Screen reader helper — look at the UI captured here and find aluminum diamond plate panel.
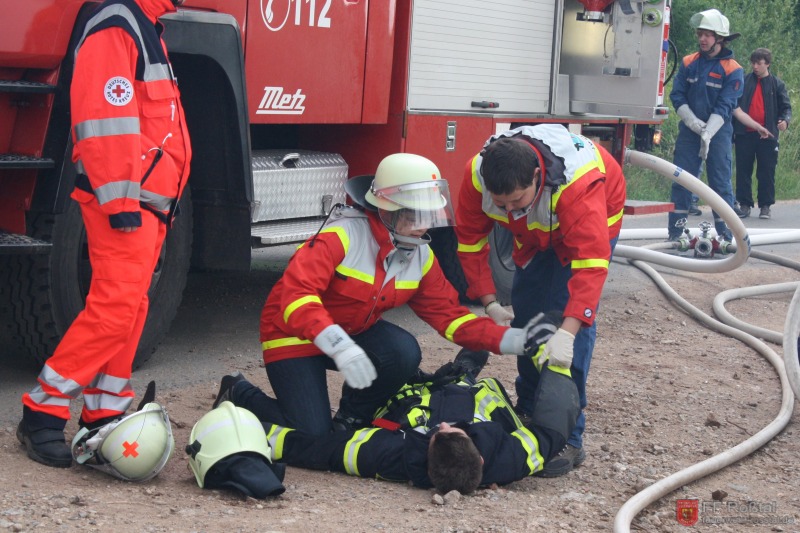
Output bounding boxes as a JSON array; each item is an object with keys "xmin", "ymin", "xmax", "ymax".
[{"xmin": 251, "ymin": 150, "xmax": 347, "ymax": 223}]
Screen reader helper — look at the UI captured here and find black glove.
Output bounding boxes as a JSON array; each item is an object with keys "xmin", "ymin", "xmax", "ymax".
[{"xmin": 523, "ymin": 311, "xmax": 562, "ymax": 357}]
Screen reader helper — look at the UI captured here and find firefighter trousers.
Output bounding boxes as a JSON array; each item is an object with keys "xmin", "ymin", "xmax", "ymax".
[{"xmin": 22, "ymin": 199, "xmax": 166, "ymax": 424}]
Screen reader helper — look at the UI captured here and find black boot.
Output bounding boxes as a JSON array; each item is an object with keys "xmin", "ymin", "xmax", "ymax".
[{"xmin": 17, "ymin": 407, "xmax": 72, "ymax": 468}]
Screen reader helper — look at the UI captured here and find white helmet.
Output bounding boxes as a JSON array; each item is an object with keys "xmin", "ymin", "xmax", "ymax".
[
  {"xmin": 690, "ymin": 9, "xmax": 740, "ymax": 41},
  {"xmin": 186, "ymin": 401, "xmax": 285, "ymax": 498},
  {"xmin": 71, "ymin": 402, "xmax": 174, "ymax": 482},
  {"xmin": 366, "ymin": 153, "xmax": 456, "ymax": 231}
]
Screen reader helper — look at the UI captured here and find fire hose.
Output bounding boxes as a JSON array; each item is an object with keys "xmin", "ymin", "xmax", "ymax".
[{"xmin": 611, "ymin": 150, "xmax": 798, "ymax": 533}]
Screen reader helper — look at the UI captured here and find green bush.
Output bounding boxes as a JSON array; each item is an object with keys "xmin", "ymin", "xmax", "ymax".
[{"xmin": 626, "ymin": 0, "xmax": 800, "ymax": 203}]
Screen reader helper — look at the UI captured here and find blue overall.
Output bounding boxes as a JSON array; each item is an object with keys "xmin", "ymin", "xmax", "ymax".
[{"xmin": 668, "ymin": 48, "xmax": 743, "ymax": 241}]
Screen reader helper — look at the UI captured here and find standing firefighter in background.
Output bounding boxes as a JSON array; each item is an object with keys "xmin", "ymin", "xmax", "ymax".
[
  {"xmin": 733, "ymin": 47, "xmax": 792, "ymax": 220},
  {"xmin": 18, "ymin": 0, "xmax": 191, "ymax": 468},
  {"xmin": 667, "ymin": 8, "xmax": 743, "ymax": 242},
  {"xmin": 455, "ymin": 124, "xmax": 626, "ymax": 477}
]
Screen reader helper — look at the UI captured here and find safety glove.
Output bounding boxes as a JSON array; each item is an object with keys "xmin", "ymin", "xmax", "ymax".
[
  {"xmin": 314, "ymin": 324, "xmax": 377, "ymax": 389},
  {"xmin": 485, "ymin": 301, "xmax": 514, "ymax": 326},
  {"xmin": 676, "ymin": 104, "xmax": 706, "ymax": 135},
  {"xmin": 497, "ymin": 311, "xmax": 560, "ymax": 355},
  {"xmin": 699, "ymin": 113, "xmax": 725, "ymax": 160},
  {"xmin": 536, "ymin": 328, "xmax": 575, "ymax": 370}
]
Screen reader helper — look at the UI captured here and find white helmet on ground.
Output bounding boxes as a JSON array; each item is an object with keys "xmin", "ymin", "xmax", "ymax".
[
  {"xmin": 185, "ymin": 401, "xmax": 285, "ymax": 498},
  {"xmin": 71, "ymin": 402, "xmax": 174, "ymax": 482}
]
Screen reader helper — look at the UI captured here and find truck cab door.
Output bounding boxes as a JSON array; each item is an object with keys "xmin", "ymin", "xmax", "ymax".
[{"xmin": 246, "ymin": 0, "xmax": 368, "ymax": 124}]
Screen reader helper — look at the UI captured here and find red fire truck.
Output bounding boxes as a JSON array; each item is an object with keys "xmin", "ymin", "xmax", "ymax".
[{"xmin": 0, "ymin": 0, "xmax": 671, "ymax": 366}]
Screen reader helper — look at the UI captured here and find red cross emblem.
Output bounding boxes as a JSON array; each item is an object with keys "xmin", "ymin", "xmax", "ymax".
[
  {"xmin": 122, "ymin": 440, "xmax": 139, "ymax": 458},
  {"xmin": 112, "ymin": 84, "xmax": 126, "ymax": 98}
]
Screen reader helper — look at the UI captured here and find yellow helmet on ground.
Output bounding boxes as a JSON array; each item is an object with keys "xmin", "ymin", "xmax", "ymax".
[{"xmin": 185, "ymin": 401, "xmax": 285, "ymax": 498}]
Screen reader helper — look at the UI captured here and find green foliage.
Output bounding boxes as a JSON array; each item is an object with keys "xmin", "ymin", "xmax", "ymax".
[{"xmin": 626, "ymin": 0, "xmax": 800, "ymax": 202}]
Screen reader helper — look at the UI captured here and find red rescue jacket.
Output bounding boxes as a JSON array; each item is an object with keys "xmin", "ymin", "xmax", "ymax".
[
  {"xmin": 70, "ymin": 0, "xmax": 191, "ymax": 228},
  {"xmin": 260, "ymin": 208, "xmax": 509, "ymax": 364},
  {"xmin": 455, "ymin": 125, "xmax": 626, "ymax": 326}
]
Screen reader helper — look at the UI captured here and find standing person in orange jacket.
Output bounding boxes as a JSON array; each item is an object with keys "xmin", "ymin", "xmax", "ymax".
[
  {"xmin": 256, "ymin": 153, "xmax": 546, "ymax": 437},
  {"xmin": 18, "ymin": 0, "xmax": 191, "ymax": 468},
  {"xmin": 455, "ymin": 124, "xmax": 625, "ymax": 477}
]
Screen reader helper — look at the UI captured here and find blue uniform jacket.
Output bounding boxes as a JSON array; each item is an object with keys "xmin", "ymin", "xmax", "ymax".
[{"xmin": 671, "ymin": 48, "xmax": 743, "ymax": 123}]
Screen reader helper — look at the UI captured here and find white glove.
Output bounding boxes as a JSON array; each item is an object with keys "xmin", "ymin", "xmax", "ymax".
[
  {"xmin": 485, "ymin": 301, "xmax": 514, "ymax": 326},
  {"xmin": 536, "ymin": 328, "xmax": 575, "ymax": 369},
  {"xmin": 699, "ymin": 113, "xmax": 725, "ymax": 160},
  {"xmin": 314, "ymin": 325, "xmax": 377, "ymax": 389},
  {"xmin": 676, "ymin": 104, "xmax": 706, "ymax": 135}
]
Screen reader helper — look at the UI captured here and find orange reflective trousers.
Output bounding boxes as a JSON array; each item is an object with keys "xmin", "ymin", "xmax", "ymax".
[{"xmin": 22, "ymin": 199, "xmax": 166, "ymax": 423}]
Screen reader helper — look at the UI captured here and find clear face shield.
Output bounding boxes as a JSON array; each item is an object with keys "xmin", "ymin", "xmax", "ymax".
[{"xmin": 372, "ymin": 180, "xmax": 456, "ymax": 233}]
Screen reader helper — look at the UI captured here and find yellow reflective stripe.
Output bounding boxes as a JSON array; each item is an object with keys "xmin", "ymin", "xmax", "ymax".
[
  {"xmin": 512, "ymin": 426, "xmax": 544, "ymax": 474},
  {"xmin": 470, "ymin": 155, "xmax": 482, "ymax": 193},
  {"xmin": 444, "ymin": 313, "xmax": 478, "ymax": 342},
  {"xmin": 608, "ymin": 207, "xmax": 624, "ymax": 227},
  {"xmin": 395, "ymin": 279, "xmax": 419, "ymax": 290},
  {"xmin": 421, "ymin": 249, "xmax": 435, "ymax": 276},
  {"xmin": 265, "ymin": 426, "xmax": 293, "ymax": 461},
  {"xmin": 526, "ymin": 218, "xmax": 558, "ymax": 232},
  {"xmin": 335, "ymin": 264, "xmax": 374, "ymax": 284},
  {"xmin": 571, "ymin": 258, "xmax": 608, "ymax": 270},
  {"xmin": 283, "ymin": 295, "xmax": 322, "ymax": 323},
  {"xmin": 473, "ymin": 387, "xmax": 495, "ymax": 422},
  {"xmin": 320, "ymin": 226, "xmax": 350, "ymax": 253},
  {"xmin": 487, "ymin": 212, "xmax": 509, "ymax": 223},
  {"xmin": 457, "ymin": 236, "xmax": 488, "ymax": 254},
  {"xmin": 550, "ymin": 145, "xmax": 604, "ymax": 208},
  {"xmin": 343, "ymin": 428, "xmax": 380, "ymax": 476},
  {"xmin": 548, "ymin": 365, "xmax": 572, "ymax": 377},
  {"xmin": 262, "ymin": 336, "xmax": 312, "ymax": 351}
]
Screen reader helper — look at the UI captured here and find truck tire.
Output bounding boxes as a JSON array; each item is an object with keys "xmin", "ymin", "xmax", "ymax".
[
  {"xmin": 428, "ymin": 225, "xmax": 515, "ymax": 307},
  {"xmin": 5, "ymin": 189, "xmax": 193, "ymax": 370}
]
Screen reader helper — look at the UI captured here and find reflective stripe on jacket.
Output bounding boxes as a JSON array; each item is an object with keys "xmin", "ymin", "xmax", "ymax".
[
  {"xmin": 260, "ymin": 207, "xmax": 509, "ymax": 363},
  {"xmin": 455, "ymin": 124, "xmax": 625, "ymax": 325},
  {"xmin": 70, "ymin": 0, "xmax": 191, "ymax": 227}
]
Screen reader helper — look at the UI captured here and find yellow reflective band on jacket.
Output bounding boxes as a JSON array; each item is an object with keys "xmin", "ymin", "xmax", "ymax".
[
  {"xmin": 512, "ymin": 426, "xmax": 544, "ymax": 474},
  {"xmin": 265, "ymin": 425, "xmax": 293, "ymax": 461},
  {"xmin": 444, "ymin": 313, "xmax": 479, "ymax": 342},
  {"xmin": 550, "ymin": 143, "xmax": 605, "ymax": 210},
  {"xmin": 336, "ymin": 264, "xmax": 375, "ymax": 285},
  {"xmin": 473, "ymin": 378, "xmax": 523, "ymax": 426},
  {"xmin": 457, "ymin": 235, "xmax": 489, "ymax": 254},
  {"xmin": 404, "ymin": 387, "xmax": 433, "ymax": 428},
  {"xmin": 262, "ymin": 336, "xmax": 312, "ymax": 351},
  {"xmin": 571, "ymin": 258, "xmax": 609, "ymax": 270},
  {"xmin": 343, "ymin": 428, "xmax": 380, "ymax": 476},
  {"xmin": 470, "ymin": 154, "xmax": 483, "ymax": 193},
  {"xmin": 283, "ymin": 295, "xmax": 322, "ymax": 324},
  {"xmin": 395, "ymin": 250, "xmax": 435, "ymax": 290},
  {"xmin": 608, "ymin": 207, "xmax": 624, "ymax": 228}
]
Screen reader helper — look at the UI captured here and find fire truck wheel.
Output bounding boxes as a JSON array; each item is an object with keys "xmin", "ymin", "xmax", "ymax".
[
  {"xmin": 10, "ymin": 189, "xmax": 193, "ymax": 370},
  {"xmin": 488, "ymin": 224, "xmax": 514, "ymax": 306}
]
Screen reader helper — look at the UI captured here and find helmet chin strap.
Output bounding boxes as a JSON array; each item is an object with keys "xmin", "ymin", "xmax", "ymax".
[
  {"xmin": 699, "ymin": 38, "xmax": 722, "ymax": 59},
  {"xmin": 392, "ymin": 232, "xmax": 431, "ymax": 250}
]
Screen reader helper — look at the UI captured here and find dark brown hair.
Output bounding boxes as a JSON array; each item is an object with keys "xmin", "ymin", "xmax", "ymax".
[{"xmin": 427, "ymin": 432, "xmax": 482, "ymax": 494}]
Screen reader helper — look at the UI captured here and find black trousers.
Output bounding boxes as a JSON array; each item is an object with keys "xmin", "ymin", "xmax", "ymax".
[{"xmin": 735, "ymin": 132, "xmax": 779, "ymax": 208}]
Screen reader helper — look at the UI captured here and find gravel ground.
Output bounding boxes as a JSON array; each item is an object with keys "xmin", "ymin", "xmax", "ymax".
[{"xmin": 2, "ymin": 210, "xmax": 799, "ymax": 533}]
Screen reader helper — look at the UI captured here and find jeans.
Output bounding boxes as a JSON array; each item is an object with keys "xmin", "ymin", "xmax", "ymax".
[
  {"xmin": 511, "ymin": 237, "xmax": 618, "ymax": 449},
  {"xmin": 668, "ymin": 123, "xmax": 735, "ymax": 240},
  {"xmin": 264, "ymin": 319, "xmax": 422, "ymax": 435}
]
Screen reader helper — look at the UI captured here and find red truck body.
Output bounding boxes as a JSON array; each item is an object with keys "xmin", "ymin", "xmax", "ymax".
[{"xmin": 0, "ymin": 0, "xmax": 671, "ymax": 366}]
